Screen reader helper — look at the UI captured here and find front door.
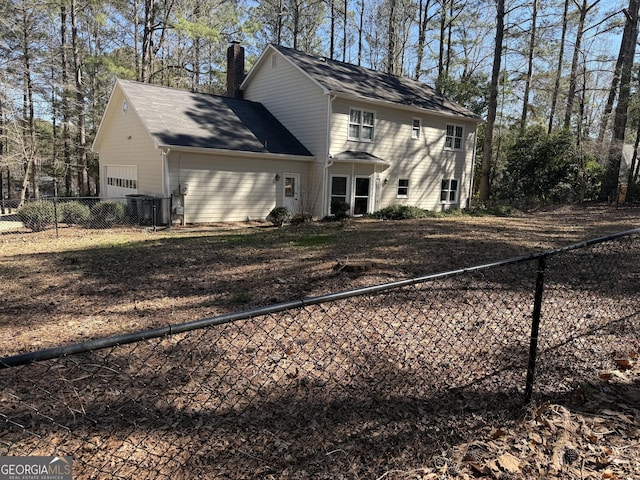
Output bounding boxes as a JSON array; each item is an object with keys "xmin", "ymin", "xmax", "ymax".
[
  {"xmin": 353, "ymin": 176, "xmax": 371, "ymax": 215},
  {"xmin": 283, "ymin": 173, "xmax": 300, "ymax": 214},
  {"xmin": 330, "ymin": 175, "xmax": 349, "ymax": 215}
]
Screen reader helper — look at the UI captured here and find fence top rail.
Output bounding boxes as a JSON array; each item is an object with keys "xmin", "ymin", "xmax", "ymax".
[{"xmin": 1, "ymin": 227, "xmax": 639, "ymax": 370}]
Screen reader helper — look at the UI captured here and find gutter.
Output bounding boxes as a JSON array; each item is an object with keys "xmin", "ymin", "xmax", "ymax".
[
  {"xmin": 156, "ymin": 144, "xmax": 314, "ymax": 162},
  {"xmin": 325, "ymin": 90, "xmax": 482, "ymax": 124},
  {"xmin": 161, "ymin": 148, "xmax": 171, "ymax": 197}
]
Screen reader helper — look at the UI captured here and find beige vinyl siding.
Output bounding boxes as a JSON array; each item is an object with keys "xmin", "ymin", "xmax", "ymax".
[
  {"xmin": 96, "ymin": 87, "xmax": 164, "ymax": 197},
  {"xmin": 244, "ymin": 49, "xmax": 328, "ymax": 217},
  {"xmin": 244, "ymin": 53, "xmax": 328, "ymax": 158},
  {"xmin": 330, "ymin": 98, "xmax": 476, "ymax": 211},
  {"xmin": 169, "ymin": 152, "xmax": 309, "ymax": 223}
]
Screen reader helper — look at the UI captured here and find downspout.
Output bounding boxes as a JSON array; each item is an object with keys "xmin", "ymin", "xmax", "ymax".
[
  {"xmin": 323, "ymin": 94, "xmax": 337, "ymax": 217},
  {"xmin": 467, "ymin": 128, "xmax": 478, "ymax": 209},
  {"xmin": 162, "ymin": 148, "xmax": 171, "ymax": 197}
]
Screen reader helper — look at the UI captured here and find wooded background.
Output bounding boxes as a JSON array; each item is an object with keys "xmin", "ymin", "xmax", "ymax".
[{"xmin": 1, "ymin": 0, "xmax": 639, "ymax": 206}]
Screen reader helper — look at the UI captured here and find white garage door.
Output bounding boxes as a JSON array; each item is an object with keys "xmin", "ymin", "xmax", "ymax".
[{"xmin": 105, "ymin": 165, "xmax": 138, "ymax": 198}]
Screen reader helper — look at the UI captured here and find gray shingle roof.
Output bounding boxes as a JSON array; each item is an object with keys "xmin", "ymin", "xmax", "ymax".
[
  {"xmin": 118, "ymin": 80, "xmax": 313, "ymax": 157},
  {"xmin": 271, "ymin": 44, "xmax": 480, "ymax": 121}
]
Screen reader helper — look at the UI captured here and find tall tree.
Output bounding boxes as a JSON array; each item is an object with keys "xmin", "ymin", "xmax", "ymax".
[
  {"xmin": 597, "ymin": 20, "xmax": 627, "ymax": 145},
  {"xmin": 564, "ymin": 0, "xmax": 601, "ymax": 129},
  {"xmin": 414, "ymin": 0, "xmax": 433, "ymax": 79},
  {"xmin": 70, "ymin": 0, "xmax": 89, "ymax": 196},
  {"xmin": 549, "ymin": 0, "xmax": 570, "ymax": 133},
  {"xmin": 478, "ymin": 0, "xmax": 504, "ymax": 202},
  {"xmin": 600, "ymin": 0, "xmax": 639, "ymax": 200},
  {"xmin": 520, "ymin": 0, "xmax": 537, "ymax": 129}
]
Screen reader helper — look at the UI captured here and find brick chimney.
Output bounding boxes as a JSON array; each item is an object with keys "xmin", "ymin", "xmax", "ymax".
[{"xmin": 226, "ymin": 41, "xmax": 245, "ymax": 99}]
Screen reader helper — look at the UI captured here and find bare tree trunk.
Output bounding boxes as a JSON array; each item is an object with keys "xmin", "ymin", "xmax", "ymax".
[
  {"xmin": 414, "ymin": 0, "xmax": 431, "ymax": 79},
  {"xmin": 291, "ymin": 0, "xmax": 301, "ymax": 50},
  {"xmin": 343, "ymin": 0, "xmax": 347, "ymax": 60},
  {"xmin": 386, "ymin": 0, "xmax": 397, "ymax": 74},
  {"xmin": 564, "ymin": 0, "xmax": 600, "ymax": 129},
  {"xmin": 600, "ymin": 0, "xmax": 639, "ymax": 201},
  {"xmin": 478, "ymin": 0, "xmax": 504, "ymax": 202},
  {"xmin": 19, "ymin": 2, "xmax": 38, "ymax": 203},
  {"xmin": 549, "ymin": 0, "xmax": 569, "ymax": 133},
  {"xmin": 445, "ymin": 0, "xmax": 453, "ymax": 74},
  {"xmin": 71, "ymin": 0, "xmax": 88, "ymax": 196},
  {"xmin": 357, "ymin": 0, "xmax": 364, "ymax": 65},
  {"xmin": 0, "ymin": 96, "xmax": 4, "ymax": 212},
  {"xmin": 330, "ymin": 0, "xmax": 335, "ymax": 59},
  {"xmin": 437, "ymin": 0, "xmax": 447, "ymax": 81},
  {"xmin": 520, "ymin": 0, "xmax": 537, "ymax": 129},
  {"xmin": 61, "ymin": 2, "xmax": 73, "ymax": 195},
  {"xmin": 141, "ymin": 0, "xmax": 154, "ymax": 82},
  {"xmin": 628, "ymin": 118, "xmax": 640, "ymax": 186},
  {"xmin": 134, "ymin": 0, "xmax": 141, "ymax": 80},
  {"xmin": 597, "ymin": 15, "xmax": 628, "ymax": 146}
]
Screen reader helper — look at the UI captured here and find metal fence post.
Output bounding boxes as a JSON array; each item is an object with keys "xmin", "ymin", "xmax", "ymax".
[
  {"xmin": 524, "ymin": 255, "xmax": 547, "ymax": 403},
  {"xmin": 53, "ymin": 194, "xmax": 59, "ymax": 238}
]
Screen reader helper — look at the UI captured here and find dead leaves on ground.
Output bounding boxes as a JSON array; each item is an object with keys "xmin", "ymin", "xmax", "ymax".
[{"xmin": 378, "ymin": 353, "xmax": 639, "ymax": 480}]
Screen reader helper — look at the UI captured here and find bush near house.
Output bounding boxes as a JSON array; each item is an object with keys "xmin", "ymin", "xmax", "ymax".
[
  {"xmin": 18, "ymin": 201, "xmax": 59, "ymax": 232},
  {"xmin": 371, "ymin": 205, "xmax": 431, "ymax": 220},
  {"xmin": 291, "ymin": 211, "xmax": 313, "ymax": 225},
  {"xmin": 266, "ymin": 207, "xmax": 292, "ymax": 227},
  {"xmin": 329, "ymin": 200, "xmax": 350, "ymax": 221},
  {"xmin": 89, "ymin": 200, "xmax": 126, "ymax": 228},
  {"xmin": 60, "ymin": 201, "xmax": 91, "ymax": 225}
]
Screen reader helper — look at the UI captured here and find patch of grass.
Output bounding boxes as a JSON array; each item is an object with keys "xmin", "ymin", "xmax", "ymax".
[
  {"xmin": 467, "ymin": 204, "xmax": 521, "ymax": 217},
  {"xmin": 229, "ymin": 290, "xmax": 252, "ymax": 305},
  {"xmin": 199, "ymin": 298, "xmax": 219, "ymax": 308},
  {"xmin": 294, "ymin": 234, "xmax": 337, "ymax": 247}
]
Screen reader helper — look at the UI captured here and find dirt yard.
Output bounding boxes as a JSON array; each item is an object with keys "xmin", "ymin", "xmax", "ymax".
[
  {"xmin": 0, "ymin": 203, "xmax": 638, "ymax": 357},
  {"xmin": 1, "ymin": 203, "xmax": 639, "ymax": 479}
]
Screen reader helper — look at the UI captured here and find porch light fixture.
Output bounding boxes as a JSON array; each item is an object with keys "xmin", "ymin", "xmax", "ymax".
[
  {"xmin": 383, "ymin": 178, "xmax": 388, "ymax": 186},
  {"xmin": 274, "ymin": 174, "xmax": 280, "ymax": 181}
]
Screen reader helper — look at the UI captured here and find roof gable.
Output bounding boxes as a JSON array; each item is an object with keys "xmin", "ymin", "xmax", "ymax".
[
  {"xmin": 102, "ymin": 79, "xmax": 312, "ymax": 157},
  {"xmin": 264, "ymin": 44, "xmax": 480, "ymax": 121}
]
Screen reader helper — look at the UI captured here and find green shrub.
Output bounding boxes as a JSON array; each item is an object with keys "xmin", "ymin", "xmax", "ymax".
[
  {"xmin": 440, "ymin": 207, "xmax": 464, "ymax": 217},
  {"xmin": 330, "ymin": 200, "xmax": 350, "ymax": 220},
  {"xmin": 371, "ymin": 204, "xmax": 431, "ymax": 220},
  {"xmin": 18, "ymin": 201, "xmax": 58, "ymax": 232},
  {"xmin": 266, "ymin": 206, "xmax": 292, "ymax": 227},
  {"xmin": 291, "ymin": 211, "xmax": 312, "ymax": 225},
  {"xmin": 468, "ymin": 203, "xmax": 520, "ymax": 217},
  {"xmin": 89, "ymin": 200, "xmax": 126, "ymax": 228},
  {"xmin": 60, "ymin": 201, "xmax": 91, "ymax": 225}
]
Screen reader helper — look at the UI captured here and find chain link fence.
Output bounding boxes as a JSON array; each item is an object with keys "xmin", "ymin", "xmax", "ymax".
[
  {"xmin": 0, "ymin": 229, "xmax": 639, "ymax": 478},
  {"xmin": 0, "ymin": 196, "xmax": 171, "ymax": 233}
]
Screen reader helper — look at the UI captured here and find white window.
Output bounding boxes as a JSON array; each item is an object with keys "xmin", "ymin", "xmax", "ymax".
[
  {"xmin": 348, "ymin": 108, "xmax": 375, "ymax": 142},
  {"xmin": 412, "ymin": 118, "xmax": 421, "ymax": 139},
  {"xmin": 445, "ymin": 124, "xmax": 463, "ymax": 150},
  {"xmin": 397, "ymin": 179, "xmax": 409, "ymax": 198},
  {"xmin": 441, "ymin": 179, "xmax": 459, "ymax": 204}
]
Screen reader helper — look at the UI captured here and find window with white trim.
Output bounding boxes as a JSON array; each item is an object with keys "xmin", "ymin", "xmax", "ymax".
[
  {"xmin": 348, "ymin": 108, "xmax": 375, "ymax": 142},
  {"xmin": 440, "ymin": 178, "xmax": 459, "ymax": 204},
  {"xmin": 445, "ymin": 124, "xmax": 463, "ymax": 150},
  {"xmin": 411, "ymin": 118, "xmax": 421, "ymax": 139},
  {"xmin": 397, "ymin": 179, "xmax": 409, "ymax": 198}
]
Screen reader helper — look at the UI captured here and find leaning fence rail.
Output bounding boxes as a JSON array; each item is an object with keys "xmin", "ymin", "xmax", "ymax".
[{"xmin": 0, "ymin": 228, "xmax": 639, "ymax": 478}]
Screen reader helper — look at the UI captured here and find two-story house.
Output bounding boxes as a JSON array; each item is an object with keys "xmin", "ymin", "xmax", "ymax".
[{"xmin": 93, "ymin": 42, "xmax": 481, "ymax": 223}]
